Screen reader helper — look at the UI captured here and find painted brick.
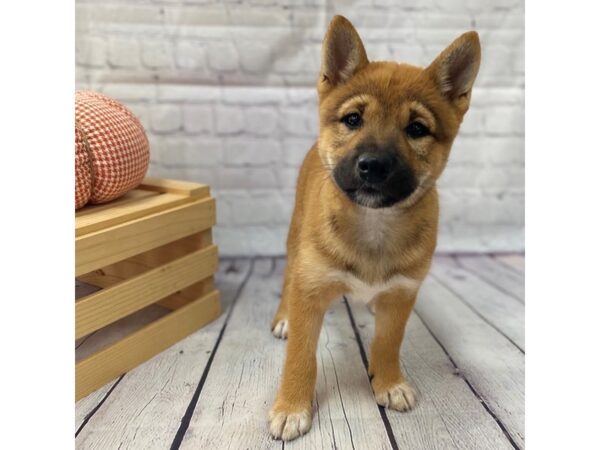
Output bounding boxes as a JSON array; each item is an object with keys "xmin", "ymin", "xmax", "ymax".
[
  {"xmin": 273, "ymin": 45, "xmax": 319, "ymax": 74},
  {"xmin": 107, "ymin": 37, "xmax": 139, "ymax": 68},
  {"xmin": 164, "ymin": 5, "xmax": 228, "ymax": 26},
  {"xmin": 283, "ymin": 138, "xmax": 312, "ymax": 167},
  {"xmin": 228, "ymin": 7, "xmax": 291, "ymax": 26},
  {"xmin": 481, "ymin": 137, "xmax": 524, "ymax": 166},
  {"xmin": 221, "ymin": 87, "xmax": 286, "ymax": 105},
  {"xmin": 281, "ymin": 108, "xmax": 319, "ymax": 137},
  {"xmin": 207, "ymin": 43, "xmax": 239, "ymax": 72},
  {"xmin": 237, "ymin": 42, "xmax": 272, "ymax": 73},
  {"xmin": 76, "ymin": 36, "xmax": 107, "ymax": 67},
  {"xmin": 76, "ymin": 0, "xmax": 525, "ymax": 255},
  {"xmin": 150, "ymin": 104, "xmax": 182, "ymax": 133},
  {"xmin": 183, "ymin": 105, "xmax": 213, "ymax": 134},
  {"xmin": 243, "ymin": 107, "xmax": 279, "ymax": 137},
  {"xmin": 100, "ymin": 83, "xmax": 157, "ymax": 102},
  {"xmin": 223, "ymin": 138, "xmax": 281, "ymax": 166},
  {"xmin": 278, "ymin": 168, "xmax": 300, "ymax": 189},
  {"xmin": 219, "ymin": 168, "xmax": 279, "ymax": 189},
  {"xmin": 76, "ymin": 4, "xmax": 164, "ymax": 25},
  {"xmin": 460, "ymin": 108, "xmax": 485, "ymax": 136},
  {"xmin": 448, "ymin": 136, "xmax": 488, "ymax": 167},
  {"xmin": 215, "ymin": 105, "xmax": 245, "ymax": 135},
  {"xmin": 141, "ymin": 40, "xmax": 173, "ymax": 69},
  {"xmin": 484, "ymin": 106, "xmax": 525, "ymax": 136},
  {"xmin": 475, "ymin": 167, "xmax": 525, "ymax": 189},
  {"xmin": 157, "ymin": 85, "xmax": 219, "ymax": 102},
  {"xmin": 286, "ymin": 88, "xmax": 317, "ymax": 106},
  {"xmin": 153, "ymin": 136, "xmax": 222, "ymax": 167},
  {"xmin": 389, "ymin": 44, "xmax": 427, "ymax": 66},
  {"xmin": 146, "ymin": 134, "xmax": 162, "ymax": 165},
  {"xmin": 175, "ymin": 41, "xmax": 207, "ymax": 70},
  {"xmin": 230, "ymin": 192, "xmax": 287, "ymax": 225}
]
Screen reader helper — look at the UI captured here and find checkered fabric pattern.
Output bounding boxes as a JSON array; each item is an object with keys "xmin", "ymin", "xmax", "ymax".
[{"xmin": 75, "ymin": 90, "xmax": 150, "ymax": 209}]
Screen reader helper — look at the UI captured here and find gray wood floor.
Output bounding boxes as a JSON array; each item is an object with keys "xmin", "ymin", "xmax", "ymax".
[{"xmin": 75, "ymin": 254, "xmax": 525, "ymax": 450}]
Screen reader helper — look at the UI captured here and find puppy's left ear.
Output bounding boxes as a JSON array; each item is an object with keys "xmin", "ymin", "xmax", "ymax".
[{"xmin": 426, "ymin": 31, "xmax": 481, "ymax": 113}]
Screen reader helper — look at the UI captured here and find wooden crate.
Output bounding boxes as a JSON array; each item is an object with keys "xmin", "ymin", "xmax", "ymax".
[{"xmin": 75, "ymin": 178, "xmax": 220, "ymax": 401}]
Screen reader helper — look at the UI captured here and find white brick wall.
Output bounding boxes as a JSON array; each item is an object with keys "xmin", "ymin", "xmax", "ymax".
[{"xmin": 75, "ymin": 0, "xmax": 524, "ymax": 256}]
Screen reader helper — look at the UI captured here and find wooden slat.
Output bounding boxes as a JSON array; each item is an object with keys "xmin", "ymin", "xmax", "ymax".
[
  {"xmin": 75, "ymin": 260, "xmax": 252, "ymax": 448},
  {"xmin": 78, "ymin": 271, "xmax": 215, "ymax": 312},
  {"xmin": 456, "ymin": 255, "xmax": 524, "ymax": 302},
  {"xmin": 76, "ymin": 245, "xmax": 218, "ymax": 339},
  {"xmin": 348, "ymin": 301, "xmax": 515, "ymax": 449},
  {"xmin": 76, "ymin": 290, "xmax": 221, "ymax": 400},
  {"xmin": 431, "ymin": 256, "xmax": 525, "ymax": 351},
  {"xmin": 76, "ymin": 198, "xmax": 215, "ymax": 276},
  {"xmin": 77, "ymin": 230, "xmax": 213, "ymax": 289},
  {"xmin": 75, "ymin": 189, "xmax": 159, "ymax": 217},
  {"xmin": 140, "ymin": 177, "xmax": 209, "ymax": 197},
  {"xmin": 76, "ymin": 192, "xmax": 191, "ymax": 236},
  {"xmin": 179, "ymin": 259, "xmax": 391, "ymax": 450},
  {"xmin": 416, "ymin": 275, "xmax": 525, "ymax": 448}
]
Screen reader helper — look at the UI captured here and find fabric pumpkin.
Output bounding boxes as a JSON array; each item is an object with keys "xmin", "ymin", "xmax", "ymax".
[{"xmin": 75, "ymin": 91, "xmax": 150, "ymax": 209}]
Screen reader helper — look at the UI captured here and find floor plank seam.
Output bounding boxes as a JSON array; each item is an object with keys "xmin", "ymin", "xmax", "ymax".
[
  {"xmin": 453, "ymin": 255, "xmax": 524, "ymax": 305},
  {"xmin": 413, "ymin": 311, "xmax": 522, "ymax": 450},
  {"xmin": 169, "ymin": 258, "xmax": 256, "ymax": 450},
  {"xmin": 75, "ymin": 374, "xmax": 125, "ymax": 437},
  {"xmin": 428, "ymin": 272, "xmax": 525, "ymax": 354},
  {"xmin": 343, "ymin": 297, "xmax": 399, "ymax": 450}
]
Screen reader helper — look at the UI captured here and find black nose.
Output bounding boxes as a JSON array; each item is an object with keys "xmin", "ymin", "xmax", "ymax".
[{"xmin": 357, "ymin": 153, "xmax": 392, "ymax": 184}]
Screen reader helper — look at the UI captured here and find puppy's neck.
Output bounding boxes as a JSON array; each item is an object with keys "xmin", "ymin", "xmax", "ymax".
[{"xmin": 353, "ymin": 204, "xmax": 403, "ymax": 249}]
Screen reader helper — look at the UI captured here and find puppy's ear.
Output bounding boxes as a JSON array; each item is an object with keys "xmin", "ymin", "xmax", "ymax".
[
  {"xmin": 318, "ymin": 16, "xmax": 369, "ymax": 94},
  {"xmin": 426, "ymin": 31, "xmax": 481, "ymax": 112}
]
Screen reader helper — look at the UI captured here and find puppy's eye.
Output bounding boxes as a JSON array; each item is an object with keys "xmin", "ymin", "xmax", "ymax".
[
  {"xmin": 341, "ymin": 112, "xmax": 362, "ymax": 129},
  {"xmin": 405, "ymin": 121, "xmax": 430, "ymax": 139}
]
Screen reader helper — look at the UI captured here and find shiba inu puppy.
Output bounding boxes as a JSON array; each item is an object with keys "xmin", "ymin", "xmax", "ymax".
[{"xmin": 269, "ymin": 15, "xmax": 481, "ymax": 441}]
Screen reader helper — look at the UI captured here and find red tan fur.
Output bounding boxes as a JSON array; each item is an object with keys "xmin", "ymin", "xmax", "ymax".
[{"xmin": 269, "ymin": 15, "xmax": 481, "ymax": 441}]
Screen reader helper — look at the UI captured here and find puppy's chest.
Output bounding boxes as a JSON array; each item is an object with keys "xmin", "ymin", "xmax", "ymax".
[{"xmin": 329, "ymin": 270, "xmax": 419, "ymax": 303}]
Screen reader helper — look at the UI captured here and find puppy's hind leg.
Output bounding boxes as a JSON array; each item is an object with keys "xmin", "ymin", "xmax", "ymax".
[{"xmin": 271, "ymin": 265, "xmax": 291, "ymax": 339}]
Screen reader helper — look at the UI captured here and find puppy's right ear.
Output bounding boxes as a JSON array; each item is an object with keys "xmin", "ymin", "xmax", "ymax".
[{"xmin": 318, "ymin": 16, "xmax": 369, "ymax": 95}]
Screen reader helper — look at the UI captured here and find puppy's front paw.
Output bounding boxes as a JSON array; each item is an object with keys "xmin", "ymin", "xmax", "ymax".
[
  {"xmin": 271, "ymin": 319, "xmax": 288, "ymax": 339},
  {"xmin": 269, "ymin": 405, "xmax": 312, "ymax": 441},
  {"xmin": 372, "ymin": 380, "xmax": 417, "ymax": 412}
]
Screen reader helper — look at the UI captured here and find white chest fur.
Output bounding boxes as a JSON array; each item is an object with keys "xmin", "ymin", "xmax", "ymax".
[{"xmin": 330, "ymin": 270, "xmax": 419, "ymax": 304}]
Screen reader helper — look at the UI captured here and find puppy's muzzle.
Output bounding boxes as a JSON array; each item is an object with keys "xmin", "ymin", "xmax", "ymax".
[{"xmin": 332, "ymin": 145, "xmax": 417, "ymax": 208}]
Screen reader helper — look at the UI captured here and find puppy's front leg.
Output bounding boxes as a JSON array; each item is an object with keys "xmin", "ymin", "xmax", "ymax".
[
  {"xmin": 369, "ymin": 288, "xmax": 418, "ymax": 412},
  {"xmin": 269, "ymin": 282, "xmax": 339, "ymax": 441}
]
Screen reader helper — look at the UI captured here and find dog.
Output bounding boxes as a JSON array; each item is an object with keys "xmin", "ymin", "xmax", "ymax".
[{"xmin": 268, "ymin": 15, "xmax": 481, "ymax": 441}]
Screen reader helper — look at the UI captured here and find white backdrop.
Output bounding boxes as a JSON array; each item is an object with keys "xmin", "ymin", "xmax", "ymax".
[{"xmin": 76, "ymin": 0, "xmax": 524, "ymax": 256}]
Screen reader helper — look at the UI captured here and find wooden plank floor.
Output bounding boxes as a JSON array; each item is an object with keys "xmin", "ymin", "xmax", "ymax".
[{"xmin": 76, "ymin": 253, "xmax": 525, "ymax": 450}]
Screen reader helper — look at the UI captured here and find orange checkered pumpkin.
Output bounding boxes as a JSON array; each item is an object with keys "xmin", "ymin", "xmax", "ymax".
[{"xmin": 75, "ymin": 91, "xmax": 150, "ymax": 209}]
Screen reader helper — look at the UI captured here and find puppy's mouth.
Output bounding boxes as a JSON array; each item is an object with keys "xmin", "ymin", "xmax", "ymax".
[{"xmin": 343, "ymin": 184, "xmax": 411, "ymax": 209}]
